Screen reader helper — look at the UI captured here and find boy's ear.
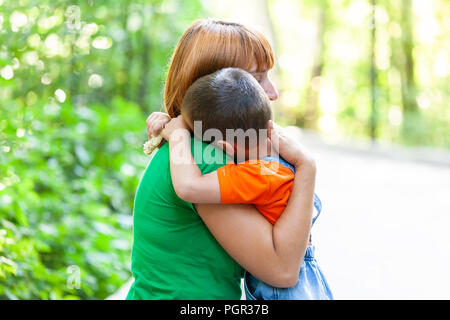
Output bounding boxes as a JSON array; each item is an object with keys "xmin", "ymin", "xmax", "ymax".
[{"xmin": 215, "ymin": 140, "xmax": 235, "ymax": 158}]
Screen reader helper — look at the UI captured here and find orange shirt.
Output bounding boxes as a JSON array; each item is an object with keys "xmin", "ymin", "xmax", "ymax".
[{"xmin": 217, "ymin": 159, "xmax": 295, "ymax": 225}]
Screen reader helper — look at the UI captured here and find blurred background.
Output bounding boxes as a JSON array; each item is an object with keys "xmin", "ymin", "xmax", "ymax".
[{"xmin": 0, "ymin": 0, "xmax": 449, "ymax": 299}]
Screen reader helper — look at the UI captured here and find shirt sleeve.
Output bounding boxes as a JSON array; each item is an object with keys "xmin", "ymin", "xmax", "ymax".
[{"xmin": 216, "ymin": 162, "xmax": 272, "ymax": 205}]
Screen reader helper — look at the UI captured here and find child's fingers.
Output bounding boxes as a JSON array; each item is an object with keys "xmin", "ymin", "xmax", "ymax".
[
  {"xmin": 146, "ymin": 113, "xmax": 153, "ymax": 125},
  {"xmin": 147, "ymin": 126, "xmax": 153, "ymax": 139},
  {"xmin": 152, "ymin": 124, "xmax": 159, "ymax": 136},
  {"xmin": 146, "ymin": 113, "xmax": 157, "ymax": 127},
  {"xmin": 153, "ymin": 121, "xmax": 166, "ymax": 136},
  {"xmin": 147, "ymin": 113, "xmax": 156, "ymax": 138},
  {"xmin": 148, "ymin": 120, "xmax": 165, "ymax": 138},
  {"xmin": 149, "ymin": 123, "xmax": 157, "ymax": 138}
]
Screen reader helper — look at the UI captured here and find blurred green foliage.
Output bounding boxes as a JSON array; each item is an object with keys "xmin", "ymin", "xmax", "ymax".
[
  {"xmin": 0, "ymin": 0, "xmax": 204, "ymax": 299},
  {"xmin": 260, "ymin": 0, "xmax": 450, "ymax": 148},
  {"xmin": 0, "ymin": 97, "xmax": 149, "ymax": 299},
  {"xmin": 0, "ymin": 0, "xmax": 204, "ymax": 111}
]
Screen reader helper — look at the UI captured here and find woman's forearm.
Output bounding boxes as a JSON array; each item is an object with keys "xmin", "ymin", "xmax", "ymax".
[
  {"xmin": 194, "ymin": 161, "xmax": 316, "ymax": 288},
  {"xmin": 272, "ymin": 161, "xmax": 316, "ymax": 284}
]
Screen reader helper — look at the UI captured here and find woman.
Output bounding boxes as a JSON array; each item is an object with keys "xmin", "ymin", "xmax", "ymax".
[{"xmin": 126, "ymin": 19, "xmax": 317, "ymax": 300}]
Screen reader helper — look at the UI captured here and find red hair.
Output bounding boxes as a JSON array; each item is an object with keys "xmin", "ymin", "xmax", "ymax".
[{"xmin": 163, "ymin": 19, "xmax": 274, "ymax": 118}]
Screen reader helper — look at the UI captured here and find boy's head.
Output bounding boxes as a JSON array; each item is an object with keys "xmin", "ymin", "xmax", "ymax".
[{"xmin": 181, "ymin": 67, "xmax": 272, "ymax": 160}]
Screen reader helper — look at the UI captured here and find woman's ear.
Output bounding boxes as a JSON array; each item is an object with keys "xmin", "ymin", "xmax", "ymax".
[{"xmin": 215, "ymin": 140, "xmax": 235, "ymax": 158}]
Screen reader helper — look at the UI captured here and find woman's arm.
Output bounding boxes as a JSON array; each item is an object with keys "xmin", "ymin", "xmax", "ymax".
[
  {"xmin": 196, "ymin": 163, "xmax": 315, "ymax": 288},
  {"xmin": 196, "ymin": 123, "xmax": 316, "ymax": 288}
]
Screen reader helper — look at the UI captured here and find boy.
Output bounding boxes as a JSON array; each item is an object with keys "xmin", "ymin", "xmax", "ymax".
[{"xmin": 161, "ymin": 68, "xmax": 333, "ymax": 300}]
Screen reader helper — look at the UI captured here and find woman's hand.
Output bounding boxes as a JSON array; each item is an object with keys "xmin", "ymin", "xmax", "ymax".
[
  {"xmin": 268, "ymin": 120, "xmax": 315, "ymax": 169},
  {"xmin": 161, "ymin": 115, "xmax": 190, "ymax": 141},
  {"xmin": 146, "ymin": 112, "xmax": 171, "ymax": 139}
]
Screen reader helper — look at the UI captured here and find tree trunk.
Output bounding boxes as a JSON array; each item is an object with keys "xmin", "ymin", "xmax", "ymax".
[
  {"xmin": 262, "ymin": 0, "xmax": 280, "ymax": 72},
  {"xmin": 137, "ymin": 35, "xmax": 150, "ymax": 111},
  {"xmin": 369, "ymin": 0, "xmax": 378, "ymax": 143},
  {"xmin": 400, "ymin": 0, "xmax": 418, "ymax": 113},
  {"xmin": 302, "ymin": 0, "xmax": 327, "ymax": 130},
  {"xmin": 122, "ymin": 0, "xmax": 133, "ymax": 100}
]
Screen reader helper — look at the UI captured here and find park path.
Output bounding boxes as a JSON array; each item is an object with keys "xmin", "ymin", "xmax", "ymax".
[
  {"xmin": 302, "ymin": 131, "xmax": 450, "ymax": 299},
  {"xmin": 108, "ymin": 130, "xmax": 450, "ymax": 300}
]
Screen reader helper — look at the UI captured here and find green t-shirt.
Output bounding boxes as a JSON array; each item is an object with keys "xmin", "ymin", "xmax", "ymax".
[{"xmin": 126, "ymin": 138, "xmax": 244, "ymax": 300}]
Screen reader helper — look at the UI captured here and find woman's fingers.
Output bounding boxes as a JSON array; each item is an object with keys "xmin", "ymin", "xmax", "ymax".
[
  {"xmin": 268, "ymin": 120, "xmax": 282, "ymax": 154},
  {"xmin": 267, "ymin": 122, "xmax": 314, "ymax": 167},
  {"xmin": 267, "ymin": 120, "xmax": 273, "ymax": 139}
]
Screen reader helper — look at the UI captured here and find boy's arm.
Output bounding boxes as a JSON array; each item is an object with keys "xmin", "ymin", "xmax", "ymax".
[{"xmin": 162, "ymin": 116, "xmax": 221, "ymax": 204}]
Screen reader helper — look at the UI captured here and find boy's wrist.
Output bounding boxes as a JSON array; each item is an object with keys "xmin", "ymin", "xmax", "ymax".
[{"xmin": 168, "ymin": 128, "xmax": 190, "ymax": 142}]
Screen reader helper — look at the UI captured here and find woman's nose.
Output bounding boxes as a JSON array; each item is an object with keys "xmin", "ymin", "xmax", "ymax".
[{"xmin": 265, "ymin": 82, "xmax": 279, "ymax": 101}]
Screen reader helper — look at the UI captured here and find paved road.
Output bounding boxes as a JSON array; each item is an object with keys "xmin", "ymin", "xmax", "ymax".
[
  {"xmin": 110, "ymin": 132, "xmax": 450, "ymax": 300},
  {"xmin": 304, "ymin": 135, "xmax": 450, "ymax": 299}
]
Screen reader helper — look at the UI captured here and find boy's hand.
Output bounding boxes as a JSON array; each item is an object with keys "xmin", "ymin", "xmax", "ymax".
[
  {"xmin": 146, "ymin": 112, "xmax": 171, "ymax": 139},
  {"xmin": 268, "ymin": 120, "xmax": 315, "ymax": 169},
  {"xmin": 161, "ymin": 115, "xmax": 190, "ymax": 141}
]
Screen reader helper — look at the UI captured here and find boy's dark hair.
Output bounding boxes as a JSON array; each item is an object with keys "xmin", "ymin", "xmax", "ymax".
[{"xmin": 181, "ymin": 67, "xmax": 272, "ymax": 147}]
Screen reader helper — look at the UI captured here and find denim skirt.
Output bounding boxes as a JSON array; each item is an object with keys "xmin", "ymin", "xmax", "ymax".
[{"xmin": 244, "ymin": 245, "xmax": 333, "ymax": 300}]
